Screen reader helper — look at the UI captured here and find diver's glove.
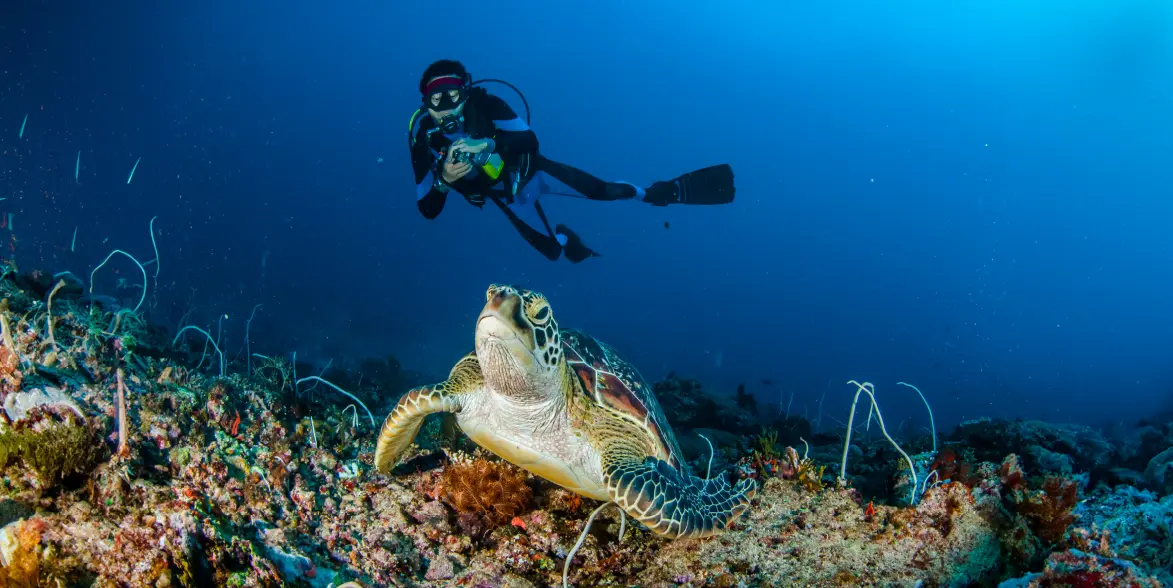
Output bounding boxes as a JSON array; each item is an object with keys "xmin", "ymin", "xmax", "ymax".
[{"xmin": 555, "ymin": 224, "xmax": 599, "ymax": 263}]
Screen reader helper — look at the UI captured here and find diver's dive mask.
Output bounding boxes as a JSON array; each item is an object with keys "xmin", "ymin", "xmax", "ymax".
[{"xmin": 423, "ymin": 75, "xmax": 469, "ymax": 133}]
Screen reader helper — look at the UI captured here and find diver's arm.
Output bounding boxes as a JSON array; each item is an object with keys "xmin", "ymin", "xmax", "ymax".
[
  {"xmin": 410, "ymin": 121, "xmax": 449, "ymax": 219},
  {"xmin": 417, "ymin": 176, "xmax": 448, "ymax": 219},
  {"xmin": 483, "ymin": 95, "xmax": 538, "ymax": 156}
]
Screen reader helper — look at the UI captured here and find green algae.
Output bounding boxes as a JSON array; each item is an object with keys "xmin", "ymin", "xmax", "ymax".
[{"xmin": 0, "ymin": 422, "xmax": 105, "ymax": 491}]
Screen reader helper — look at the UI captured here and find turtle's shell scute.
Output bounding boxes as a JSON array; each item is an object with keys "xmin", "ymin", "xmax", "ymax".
[{"xmin": 561, "ymin": 329, "xmax": 686, "ymax": 470}]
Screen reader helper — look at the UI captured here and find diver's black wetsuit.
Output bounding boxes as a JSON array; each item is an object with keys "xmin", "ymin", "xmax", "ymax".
[
  {"xmin": 408, "ymin": 88, "xmax": 734, "ymax": 263},
  {"xmin": 411, "ymin": 88, "xmax": 541, "ymax": 219}
]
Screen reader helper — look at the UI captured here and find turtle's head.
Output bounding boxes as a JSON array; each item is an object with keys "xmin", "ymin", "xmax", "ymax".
[{"xmin": 475, "ymin": 284, "xmax": 563, "ymax": 402}]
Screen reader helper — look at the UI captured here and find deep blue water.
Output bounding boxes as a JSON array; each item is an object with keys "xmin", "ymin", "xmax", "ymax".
[{"xmin": 2, "ymin": 0, "xmax": 1171, "ymax": 433}]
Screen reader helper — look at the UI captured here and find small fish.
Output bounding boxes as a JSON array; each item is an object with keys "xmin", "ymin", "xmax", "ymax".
[
  {"xmin": 75, "ymin": 151, "xmax": 80, "ymax": 183},
  {"xmin": 663, "ymin": 221, "xmax": 670, "ymax": 229},
  {"xmin": 760, "ymin": 378, "xmax": 775, "ymax": 386},
  {"xmin": 18, "ymin": 114, "xmax": 27, "ymax": 139},
  {"xmin": 127, "ymin": 157, "xmax": 141, "ymax": 184}
]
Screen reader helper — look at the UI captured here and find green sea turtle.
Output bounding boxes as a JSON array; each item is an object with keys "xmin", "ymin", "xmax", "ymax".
[{"xmin": 374, "ymin": 284, "xmax": 757, "ymax": 542}]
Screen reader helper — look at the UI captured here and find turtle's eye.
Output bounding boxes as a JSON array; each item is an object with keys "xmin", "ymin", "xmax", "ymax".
[{"xmin": 531, "ymin": 305, "xmax": 550, "ymax": 324}]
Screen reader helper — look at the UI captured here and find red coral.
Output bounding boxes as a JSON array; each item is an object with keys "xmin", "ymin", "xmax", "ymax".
[
  {"xmin": 929, "ymin": 447, "xmax": 977, "ymax": 487},
  {"xmin": 999, "ymin": 454, "xmax": 1026, "ymax": 491},
  {"xmin": 1016, "ymin": 477, "xmax": 1079, "ymax": 544},
  {"xmin": 1049, "ymin": 571, "xmax": 1104, "ymax": 588},
  {"xmin": 1035, "ymin": 549, "xmax": 1162, "ymax": 587},
  {"xmin": 0, "ymin": 342, "xmax": 23, "ymax": 393}
]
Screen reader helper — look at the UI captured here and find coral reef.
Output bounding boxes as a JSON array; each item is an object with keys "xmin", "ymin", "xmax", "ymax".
[
  {"xmin": 953, "ymin": 418, "xmax": 1117, "ymax": 479},
  {"xmin": 653, "ymin": 373, "xmax": 761, "ymax": 435},
  {"xmin": 1013, "ymin": 476, "xmax": 1080, "ymax": 545},
  {"xmin": 1073, "ymin": 484, "xmax": 1173, "ymax": 585},
  {"xmin": 999, "ymin": 548, "xmax": 1162, "ymax": 587},
  {"xmin": 0, "ymin": 263, "xmax": 1166, "ymax": 586}
]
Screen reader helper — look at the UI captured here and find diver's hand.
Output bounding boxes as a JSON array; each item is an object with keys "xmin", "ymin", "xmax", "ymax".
[
  {"xmin": 450, "ymin": 138, "xmax": 492, "ymax": 154},
  {"xmin": 441, "ymin": 152, "xmax": 472, "ymax": 184}
]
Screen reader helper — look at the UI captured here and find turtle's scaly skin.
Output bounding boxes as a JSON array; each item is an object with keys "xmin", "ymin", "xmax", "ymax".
[
  {"xmin": 560, "ymin": 328, "xmax": 756, "ymax": 538},
  {"xmin": 374, "ymin": 284, "xmax": 756, "ymax": 539}
]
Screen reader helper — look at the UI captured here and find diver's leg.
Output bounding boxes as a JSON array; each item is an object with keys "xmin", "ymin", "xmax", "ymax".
[
  {"xmin": 488, "ymin": 196, "xmax": 562, "ymax": 261},
  {"xmin": 486, "ymin": 175, "xmax": 599, "ymax": 263},
  {"xmin": 534, "ymin": 155, "xmax": 641, "ymax": 201},
  {"xmin": 534, "ymin": 155, "xmax": 735, "ymax": 207},
  {"xmin": 552, "ymin": 222, "xmax": 598, "ymax": 263}
]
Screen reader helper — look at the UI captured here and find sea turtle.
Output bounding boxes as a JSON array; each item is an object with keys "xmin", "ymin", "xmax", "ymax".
[{"xmin": 374, "ymin": 284, "xmax": 756, "ymax": 542}]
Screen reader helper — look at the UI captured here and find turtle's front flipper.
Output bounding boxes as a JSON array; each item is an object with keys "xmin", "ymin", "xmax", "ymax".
[
  {"xmin": 603, "ymin": 455, "xmax": 757, "ymax": 539},
  {"xmin": 374, "ymin": 354, "xmax": 480, "ymax": 474}
]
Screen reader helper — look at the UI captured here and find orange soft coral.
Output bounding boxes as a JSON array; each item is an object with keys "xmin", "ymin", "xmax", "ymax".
[
  {"xmin": 0, "ymin": 518, "xmax": 44, "ymax": 586},
  {"xmin": 440, "ymin": 458, "xmax": 533, "ymax": 529}
]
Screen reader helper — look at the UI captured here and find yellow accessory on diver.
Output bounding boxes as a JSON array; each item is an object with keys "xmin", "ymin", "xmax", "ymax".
[
  {"xmin": 452, "ymin": 149, "xmax": 504, "ymax": 180},
  {"xmin": 479, "ymin": 152, "xmax": 504, "ymax": 180}
]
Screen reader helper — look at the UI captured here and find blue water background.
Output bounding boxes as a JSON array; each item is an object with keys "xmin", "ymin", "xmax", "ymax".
[{"xmin": 2, "ymin": 0, "xmax": 1171, "ymax": 432}]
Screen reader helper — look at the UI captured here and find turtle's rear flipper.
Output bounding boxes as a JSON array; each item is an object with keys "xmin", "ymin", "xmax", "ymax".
[
  {"xmin": 374, "ymin": 354, "xmax": 478, "ymax": 473},
  {"xmin": 643, "ymin": 164, "xmax": 735, "ymax": 207},
  {"xmin": 604, "ymin": 456, "xmax": 757, "ymax": 538}
]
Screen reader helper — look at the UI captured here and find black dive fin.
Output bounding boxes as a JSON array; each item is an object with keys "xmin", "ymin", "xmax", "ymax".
[
  {"xmin": 644, "ymin": 164, "xmax": 736, "ymax": 206},
  {"xmin": 555, "ymin": 224, "xmax": 600, "ymax": 263}
]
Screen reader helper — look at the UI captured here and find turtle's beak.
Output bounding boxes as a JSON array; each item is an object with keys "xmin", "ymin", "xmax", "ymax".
[{"xmin": 476, "ymin": 293, "xmax": 536, "ymax": 370}]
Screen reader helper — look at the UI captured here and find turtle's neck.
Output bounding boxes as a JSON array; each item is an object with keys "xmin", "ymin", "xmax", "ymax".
[
  {"xmin": 480, "ymin": 342, "xmax": 563, "ymax": 404},
  {"xmin": 479, "ymin": 360, "xmax": 568, "ymax": 429}
]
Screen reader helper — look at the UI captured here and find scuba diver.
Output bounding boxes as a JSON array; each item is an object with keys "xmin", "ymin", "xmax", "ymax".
[{"xmin": 408, "ymin": 59, "xmax": 736, "ymax": 263}]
